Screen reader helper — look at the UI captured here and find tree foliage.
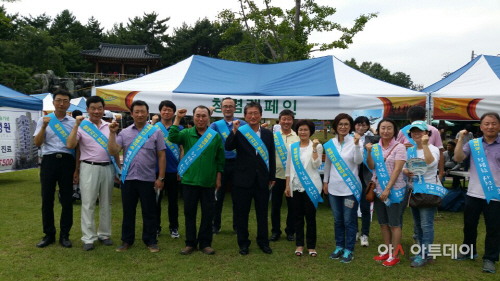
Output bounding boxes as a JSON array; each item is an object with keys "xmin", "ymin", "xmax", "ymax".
[
  {"xmin": 345, "ymin": 58, "xmax": 423, "ymax": 90},
  {"xmin": 218, "ymin": 0, "xmax": 377, "ymax": 63}
]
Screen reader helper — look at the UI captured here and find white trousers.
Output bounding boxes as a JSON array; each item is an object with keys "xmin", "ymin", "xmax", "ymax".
[{"xmin": 80, "ymin": 162, "xmax": 115, "ymax": 244}]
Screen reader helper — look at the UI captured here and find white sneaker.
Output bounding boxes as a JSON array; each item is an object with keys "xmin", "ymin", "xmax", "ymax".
[
  {"xmin": 355, "ymin": 232, "xmax": 360, "ymax": 241},
  {"xmin": 360, "ymin": 235, "xmax": 369, "ymax": 247}
]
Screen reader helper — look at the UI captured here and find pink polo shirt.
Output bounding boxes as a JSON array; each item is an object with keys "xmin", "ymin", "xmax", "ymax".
[
  {"xmin": 396, "ymin": 124, "xmax": 444, "ymax": 149},
  {"xmin": 77, "ymin": 119, "xmax": 115, "ymax": 162}
]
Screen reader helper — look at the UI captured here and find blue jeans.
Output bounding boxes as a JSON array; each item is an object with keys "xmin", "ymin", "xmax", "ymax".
[
  {"xmin": 411, "ymin": 206, "xmax": 436, "ymax": 258},
  {"xmin": 329, "ymin": 194, "xmax": 359, "ymax": 252}
]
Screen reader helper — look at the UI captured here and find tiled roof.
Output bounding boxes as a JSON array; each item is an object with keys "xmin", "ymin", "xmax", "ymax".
[{"xmin": 81, "ymin": 43, "xmax": 161, "ymax": 60}]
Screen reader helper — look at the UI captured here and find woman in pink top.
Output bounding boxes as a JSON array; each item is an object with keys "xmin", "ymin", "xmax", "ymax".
[{"xmin": 366, "ymin": 118, "xmax": 407, "ymax": 267}]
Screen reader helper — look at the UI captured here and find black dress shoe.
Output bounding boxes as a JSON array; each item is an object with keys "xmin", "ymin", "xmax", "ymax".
[
  {"xmin": 270, "ymin": 233, "xmax": 280, "ymax": 241},
  {"xmin": 287, "ymin": 234, "xmax": 295, "ymax": 241},
  {"xmin": 36, "ymin": 236, "xmax": 55, "ymax": 248},
  {"xmin": 59, "ymin": 236, "xmax": 72, "ymax": 248},
  {"xmin": 260, "ymin": 246, "xmax": 273, "ymax": 254},
  {"xmin": 239, "ymin": 247, "xmax": 249, "ymax": 255}
]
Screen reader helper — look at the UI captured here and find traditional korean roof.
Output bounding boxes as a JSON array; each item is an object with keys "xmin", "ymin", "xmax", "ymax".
[{"xmin": 81, "ymin": 43, "xmax": 161, "ymax": 62}]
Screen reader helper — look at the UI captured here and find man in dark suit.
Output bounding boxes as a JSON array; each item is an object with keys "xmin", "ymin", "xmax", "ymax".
[{"xmin": 225, "ymin": 102, "xmax": 276, "ymax": 255}]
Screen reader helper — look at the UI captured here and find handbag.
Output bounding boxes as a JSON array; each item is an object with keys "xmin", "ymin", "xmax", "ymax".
[
  {"xmin": 409, "ymin": 176, "xmax": 443, "ymax": 208},
  {"xmin": 365, "ymin": 144, "xmax": 398, "ymax": 202}
]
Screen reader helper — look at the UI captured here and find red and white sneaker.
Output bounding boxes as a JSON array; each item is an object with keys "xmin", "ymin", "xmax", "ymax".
[
  {"xmin": 374, "ymin": 253, "xmax": 390, "ymax": 261},
  {"xmin": 382, "ymin": 257, "xmax": 400, "ymax": 267}
]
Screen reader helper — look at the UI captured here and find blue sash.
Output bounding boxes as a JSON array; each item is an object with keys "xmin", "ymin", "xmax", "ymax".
[
  {"xmin": 239, "ymin": 125, "xmax": 269, "ymax": 170},
  {"xmin": 121, "ymin": 124, "xmax": 158, "ymax": 183},
  {"xmin": 371, "ymin": 144, "xmax": 405, "ymax": 204},
  {"xmin": 47, "ymin": 113, "xmax": 75, "ymax": 157},
  {"xmin": 407, "ymin": 147, "xmax": 448, "ymax": 199},
  {"xmin": 178, "ymin": 128, "xmax": 217, "ymax": 177},
  {"xmin": 323, "ymin": 139, "xmax": 362, "ymax": 202},
  {"xmin": 469, "ymin": 138, "xmax": 500, "ymax": 203},
  {"xmin": 155, "ymin": 123, "xmax": 180, "ymax": 161},
  {"xmin": 290, "ymin": 142, "xmax": 323, "ymax": 208},
  {"xmin": 273, "ymin": 132, "xmax": 288, "ymax": 170},
  {"xmin": 80, "ymin": 120, "xmax": 121, "ymax": 175},
  {"xmin": 363, "ymin": 148, "xmax": 373, "ymax": 173},
  {"xmin": 401, "ymin": 124, "xmax": 416, "ymax": 147},
  {"xmin": 215, "ymin": 120, "xmax": 231, "ymax": 141}
]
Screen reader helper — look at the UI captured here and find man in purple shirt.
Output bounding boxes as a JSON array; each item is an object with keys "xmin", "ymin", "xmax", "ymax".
[
  {"xmin": 108, "ymin": 100, "xmax": 166, "ymax": 253},
  {"xmin": 454, "ymin": 112, "xmax": 500, "ymax": 274}
]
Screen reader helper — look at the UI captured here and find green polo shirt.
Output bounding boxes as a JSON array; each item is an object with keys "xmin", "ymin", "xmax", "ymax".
[{"xmin": 168, "ymin": 125, "xmax": 225, "ymax": 188}]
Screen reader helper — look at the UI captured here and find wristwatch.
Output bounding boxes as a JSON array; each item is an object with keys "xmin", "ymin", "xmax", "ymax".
[{"xmin": 158, "ymin": 177, "xmax": 164, "ymax": 182}]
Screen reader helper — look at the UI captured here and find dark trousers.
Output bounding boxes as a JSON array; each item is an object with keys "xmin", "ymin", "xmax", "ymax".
[
  {"xmin": 213, "ymin": 160, "xmax": 236, "ymax": 231},
  {"xmin": 463, "ymin": 195, "xmax": 500, "ymax": 261},
  {"xmin": 121, "ymin": 180, "xmax": 158, "ymax": 246},
  {"xmin": 359, "ymin": 177, "xmax": 371, "ymax": 236},
  {"xmin": 233, "ymin": 179, "xmax": 270, "ymax": 248},
  {"xmin": 183, "ymin": 184, "xmax": 215, "ymax": 249},
  {"xmin": 40, "ymin": 153, "xmax": 75, "ymax": 238},
  {"xmin": 156, "ymin": 172, "xmax": 179, "ymax": 231},
  {"xmin": 271, "ymin": 178, "xmax": 295, "ymax": 236},
  {"xmin": 292, "ymin": 191, "xmax": 317, "ymax": 249}
]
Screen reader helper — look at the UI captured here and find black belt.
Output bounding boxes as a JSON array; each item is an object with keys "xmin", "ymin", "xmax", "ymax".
[
  {"xmin": 44, "ymin": 153, "xmax": 72, "ymax": 159},
  {"xmin": 82, "ymin": 160, "xmax": 111, "ymax": 166}
]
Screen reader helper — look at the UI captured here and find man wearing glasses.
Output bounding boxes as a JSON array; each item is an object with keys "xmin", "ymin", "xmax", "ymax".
[
  {"xmin": 34, "ymin": 89, "xmax": 76, "ymax": 248},
  {"xmin": 210, "ymin": 97, "xmax": 247, "ymax": 234}
]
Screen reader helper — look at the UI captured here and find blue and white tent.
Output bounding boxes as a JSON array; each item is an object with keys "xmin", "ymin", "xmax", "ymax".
[
  {"xmin": 32, "ymin": 93, "xmax": 87, "ymax": 113},
  {"xmin": 93, "ymin": 55, "xmax": 424, "ymax": 119},
  {"xmin": 0, "ymin": 84, "xmax": 42, "ymax": 111},
  {"xmin": 424, "ymin": 55, "xmax": 500, "ymax": 120}
]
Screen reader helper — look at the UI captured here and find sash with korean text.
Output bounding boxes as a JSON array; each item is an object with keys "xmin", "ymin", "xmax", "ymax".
[
  {"xmin": 290, "ymin": 142, "xmax": 323, "ymax": 208},
  {"xmin": 121, "ymin": 124, "xmax": 158, "ymax": 183},
  {"xmin": 407, "ymin": 147, "xmax": 448, "ymax": 199},
  {"xmin": 178, "ymin": 128, "xmax": 217, "ymax": 177},
  {"xmin": 273, "ymin": 132, "xmax": 288, "ymax": 170},
  {"xmin": 80, "ymin": 120, "xmax": 121, "ymax": 175},
  {"xmin": 239, "ymin": 125, "xmax": 269, "ymax": 170},
  {"xmin": 47, "ymin": 113, "xmax": 75, "ymax": 157},
  {"xmin": 401, "ymin": 124, "xmax": 416, "ymax": 147},
  {"xmin": 324, "ymin": 139, "xmax": 362, "ymax": 202},
  {"xmin": 155, "ymin": 123, "xmax": 180, "ymax": 160},
  {"xmin": 371, "ymin": 144, "xmax": 405, "ymax": 204},
  {"xmin": 215, "ymin": 119, "xmax": 236, "ymax": 155},
  {"xmin": 469, "ymin": 138, "xmax": 500, "ymax": 203}
]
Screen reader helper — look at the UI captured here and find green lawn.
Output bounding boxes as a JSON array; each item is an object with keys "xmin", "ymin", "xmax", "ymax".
[{"xmin": 0, "ymin": 169, "xmax": 496, "ymax": 280}]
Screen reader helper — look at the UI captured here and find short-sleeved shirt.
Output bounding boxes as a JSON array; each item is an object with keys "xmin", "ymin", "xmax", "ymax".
[
  {"xmin": 405, "ymin": 144, "xmax": 441, "ymax": 185},
  {"xmin": 34, "ymin": 114, "xmax": 75, "ymax": 156},
  {"xmin": 155, "ymin": 124, "xmax": 183, "ymax": 174},
  {"xmin": 209, "ymin": 118, "xmax": 246, "ymax": 159},
  {"xmin": 116, "ymin": 123, "xmax": 166, "ymax": 182},
  {"xmin": 77, "ymin": 119, "xmax": 114, "ymax": 162},
  {"xmin": 463, "ymin": 136, "xmax": 500, "ymax": 201},
  {"xmin": 275, "ymin": 129, "xmax": 300, "ymax": 179},
  {"xmin": 372, "ymin": 138, "xmax": 407, "ymax": 193},
  {"xmin": 397, "ymin": 124, "xmax": 444, "ymax": 149}
]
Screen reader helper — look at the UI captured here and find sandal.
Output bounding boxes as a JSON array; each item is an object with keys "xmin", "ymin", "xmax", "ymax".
[
  {"xmin": 309, "ymin": 250, "xmax": 318, "ymax": 257},
  {"xmin": 295, "ymin": 247, "xmax": 303, "ymax": 256}
]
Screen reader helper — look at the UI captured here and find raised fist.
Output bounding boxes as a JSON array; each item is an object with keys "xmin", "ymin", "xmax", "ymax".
[
  {"xmin": 42, "ymin": 116, "xmax": 51, "ymax": 128},
  {"xmin": 353, "ymin": 132, "xmax": 361, "ymax": 145},
  {"xmin": 422, "ymin": 134, "xmax": 429, "ymax": 146},
  {"xmin": 458, "ymin": 129, "xmax": 468, "ymax": 140},
  {"xmin": 109, "ymin": 121, "xmax": 119, "ymax": 133},
  {"xmin": 75, "ymin": 115, "xmax": 85, "ymax": 126},
  {"xmin": 232, "ymin": 120, "xmax": 241, "ymax": 133},
  {"xmin": 365, "ymin": 142, "xmax": 373, "ymax": 151},
  {"xmin": 312, "ymin": 139, "xmax": 320, "ymax": 149},
  {"xmin": 177, "ymin": 109, "xmax": 187, "ymax": 118},
  {"xmin": 151, "ymin": 115, "xmax": 160, "ymax": 124}
]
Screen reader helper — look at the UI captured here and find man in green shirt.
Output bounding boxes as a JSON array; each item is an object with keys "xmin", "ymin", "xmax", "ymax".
[{"xmin": 169, "ymin": 106, "xmax": 225, "ymax": 255}]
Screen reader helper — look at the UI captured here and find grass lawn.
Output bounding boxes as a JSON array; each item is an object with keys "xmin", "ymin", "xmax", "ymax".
[{"xmin": 0, "ymin": 169, "xmax": 496, "ymax": 280}]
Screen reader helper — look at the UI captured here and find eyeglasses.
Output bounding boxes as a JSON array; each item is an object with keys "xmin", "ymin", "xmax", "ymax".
[
  {"xmin": 54, "ymin": 99, "xmax": 70, "ymax": 104},
  {"xmin": 222, "ymin": 105, "xmax": 235, "ymax": 109},
  {"xmin": 338, "ymin": 123, "xmax": 350, "ymax": 128}
]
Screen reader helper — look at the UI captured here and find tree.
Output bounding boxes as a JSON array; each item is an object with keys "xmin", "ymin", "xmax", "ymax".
[
  {"xmin": 0, "ymin": 61, "xmax": 38, "ymax": 94},
  {"xmin": 218, "ymin": 0, "xmax": 377, "ymax": 63},
  {"xmin": 345, "ymin": 58, "xmax": 418, "ymax": 89}
]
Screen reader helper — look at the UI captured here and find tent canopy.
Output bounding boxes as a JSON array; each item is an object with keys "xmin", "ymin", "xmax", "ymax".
[
  {"xmin": 424, "ymin": 55, "xmax": 500, "ymax": 120},
  {"xmin": 0, "ymin": 84, "xmax": 43, "ymax": 110},
  {"xmin": 71, "ymin": 97, "xmax": 87, "ymax": 108},
  {"xmin": 94, "ymin": 55, "xmax": 425, "ymax": 119}
]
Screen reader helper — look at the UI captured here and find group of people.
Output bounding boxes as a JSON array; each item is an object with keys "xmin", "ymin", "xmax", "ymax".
[{"xmin": 34, "ymin": 90, "xmax": 499, "ymax": 274}]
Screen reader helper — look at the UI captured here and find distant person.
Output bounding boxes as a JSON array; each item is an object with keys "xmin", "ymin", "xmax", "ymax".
[
  {"xmin": 33, "ymin": 89, "xmax": 76, "ymax": 248},
  {"xmin": 102, "ymin": 110, "xmax": 114, "ymax": 123},
  {"xmin": 443, "ymin": 141, "xmax": 462, "ymax": 188},
  {"xmin": 454, "ymin": 124, "xmax": 474, "ymax": 171},
  {"xmin": 108, "ymin": 100, "xmax": 166, "ymax": 253},
  {"xmin": 273, "ymin": 121, "xmax": 281, "ymax": 133},
  {"xmin": 453, "ymin": 112, "xmax": 500, "ymax": 274},
  {"xmin": 187, "ymin": 120, "xmax": 194, "ymax": 128}
]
